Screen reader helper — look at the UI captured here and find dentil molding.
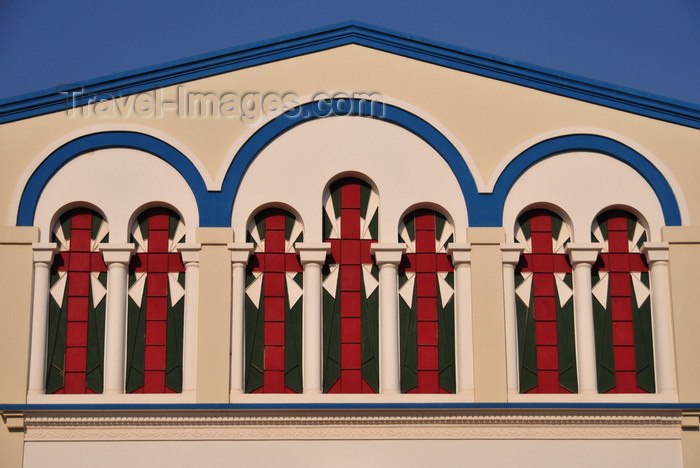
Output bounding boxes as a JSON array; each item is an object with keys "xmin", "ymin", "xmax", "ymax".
[{"xmin": 23, "ymin": 410, "xmax": 681, "ymax": 441}]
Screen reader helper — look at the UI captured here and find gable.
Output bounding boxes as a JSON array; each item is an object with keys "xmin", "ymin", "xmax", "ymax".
[{"xmin": 1, "ymin": 23, "xmax": 698, "ymax": 228}]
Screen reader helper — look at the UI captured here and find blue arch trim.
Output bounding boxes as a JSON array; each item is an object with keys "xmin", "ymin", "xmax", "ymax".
[
  {"xmin": 16, "ymin": 106, "xmax": 682, "ymax": 228},
  {"xmin": 214, "ymin": 100, "xmax": 480, "ymax": 227},
  {"xmin": 16, "ymin": 132, "xmax": 210, "ymax": 226},
  {"xmin": 484, "ymin": 134, "xmax": 682, "ymax": 227}
]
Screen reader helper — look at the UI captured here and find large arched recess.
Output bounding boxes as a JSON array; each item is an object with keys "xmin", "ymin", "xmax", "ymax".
[
  {"xmin": 485, "ymin": 134, "xmax": 683, "ymax": 227},
  {"xmin": 218, "ymin": 99, "xmax": 480, "ymax": 227},
  {"xmin": 16, "ymin": 132, "xmax": 210, "ymax": 226}
]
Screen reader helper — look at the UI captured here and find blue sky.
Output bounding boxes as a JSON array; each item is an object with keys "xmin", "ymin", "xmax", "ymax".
[{"xmin": 1, "ymin": 0, "xmax": 698, "ymax": 104}]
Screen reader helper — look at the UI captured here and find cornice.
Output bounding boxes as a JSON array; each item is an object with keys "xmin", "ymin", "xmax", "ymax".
[
  {"xmin": 1, "ymin": 22, "xmax": 698, "ymax": 128},
  {"xmin": 23, "ymin": 410, "xmax": 682, "ymax": 441}
]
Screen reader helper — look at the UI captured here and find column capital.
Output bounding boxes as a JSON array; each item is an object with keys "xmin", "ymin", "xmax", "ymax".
[
  {"xmin": 177, "ymin": 243, "xmax": 202, "ymax": 265},
  {"xmin": 371, "ymin": 243, "xmax": 406, "ymax": 266},
  {"xmin": 500, "ymin": 243, "xmax": 525, "ymax": 265},
  {"xmin": 228, "ymin": 242, "xmax": 255, "ymax": 265},
  {"xmin": 642, "ymin": 242, "xmax": 670, "ymax": 263},
  {"xmin": 447, "ymin": 243, "xmax": 471, "ymax": 265},
  {"xmin": 566, "ymin": 242, "xmax": 603, "ymax": 265},
  {"xmin": 99, "ymin": 243, "xmax": 135, "ymax": 265},
  {"xmin": 32, "ymin": 242, "xmax": 58, "ymax": 264},
  {"xmin": 295, "ymin": 242, "xmax": 331, "ymax": 265}
]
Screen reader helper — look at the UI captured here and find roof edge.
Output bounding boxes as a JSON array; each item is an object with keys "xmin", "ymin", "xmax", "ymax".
[{"xmin": 1, "ymin": 21, "xmax": 699, "ymax": 128}]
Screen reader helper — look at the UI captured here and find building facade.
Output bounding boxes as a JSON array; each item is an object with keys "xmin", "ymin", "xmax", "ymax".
[{"xmin": 1, "ymin": 23, "xmax": 699, "ymax": 467}]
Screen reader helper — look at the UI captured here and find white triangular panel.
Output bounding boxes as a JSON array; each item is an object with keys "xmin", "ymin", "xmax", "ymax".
[
  {"xmin": 361, "ymin": 190, "xmax": 379, "ymax": 240},
  {"xmin": 52, "ymin": 222, "xmax": 68, "ymax": 251},
  {"xmin": 128, "ymin": 272, "xmax": 147, "ymax": 307},
  {"xmin": 629, "ymin": 222, "xmax": 645, "ymax": 253},
  {"xmin": 169, "ymin": 219, "xmax": 186, "ymax": 252},
  {"xmin": 591, "ymin": 220, "xmax": 604, "ymax": 247},
  {"xmin": 90, "ymin": 272, "xmax": 107, "ymax": 307},
  {"xmin": 247, "ymin": 218, "xmax": 264, "ymax": 252},
  {"xmin": 362, "ymin": 265, "xmax": 379, "ymax": 297},
  {"xmin": 286, "ymin": 219, "xmax": 304, "ymax": 253},
  {"xmin": 437, "ymin": 222, "xmax": 454, "ymax": 253},
  {"xmin": 323, "ymin": 192, "xmax": 340, "ymax": 239},
  {"xmin": 399, "ymin": 272, "xmax": 416, "ymax": 308},
  {"xmin": 515, "ymin": 272, "xmax": 533, "ymax": 306},
  {"xmin": 245, "ymin": 272, "xmax": 263, "ymax": 308},
  {"xmin": 91, "ymin": 220, "xmax": 109, "ymax": 251},
  {"xmin": 515, "ymin": 224, "xmax": 532, "ymax": 254},
  {"xmin": 398, "ymin": 222, "xmax": 414, "ymax": 253},
  {"xmin": 131, "ymin": 222, "xmax": 148, "ymax": 253},
  {"xmin": 49, "ymin": 271, "xmax": 68, "ymax": 306},
  {"xmin": 631, "ymin": 272, "xmax": 651, "ymax": 308},
  {"xmin": 437, "ymin": 272, "xmax": 454, "ymax": 307},
  {"xmin": 553, "ymin": 223, "xmax": 570, "ymax": 254},
  {"xmin": 322, "ymin": 265, "xmax": 339, "ymax": 298},
  {"xmin": 592, "ymin": 272, "xmax": 610, "ymax": 307},
  {"xmin": 554, "ymin": 273, "xmax": 573, "ymax": 305},
  {"xmin": 286, "ymin": 273, "xmax": 303, "ymax": 307},
  {"xmin": 168, "ymin": 272, "xmax": 186, "ymax": 306}
]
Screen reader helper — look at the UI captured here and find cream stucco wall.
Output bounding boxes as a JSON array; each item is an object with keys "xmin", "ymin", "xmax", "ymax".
[
  {"xmin": 1, "ymin": 45, "xmax": 697, "ymax": 228},
  {"xmin": 22, "ymin": 438, "xmax": 683, "ymax": 468},
  {"xmin": 0, "ymin": 228, "xmax": 36, "ymax": 468},
  {"xmin": 663, "ymin": 226, "xmax": 700, "ymax": 402},
  {"xmin": 195, "ymin": 228, "xmax": 233, "ymax": 403},
  {"xmin": 1, "ymin": 41, "xmax": 698, "ymax": 468},
  {"xmin": 0, "ymin": 227, "xmax": 38, "ymax": 403},
  {"xmin": 1, "ymin": 46, "xmax": 697, "ymax": 403},
  {"xmin": 467, "ymin": 227, "xmax": 507, "ymax": 402}
]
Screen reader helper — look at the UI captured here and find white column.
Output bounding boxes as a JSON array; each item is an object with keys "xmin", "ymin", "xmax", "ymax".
[
  {"xmin": 228, "ymin": 243, "xmax": 254, "ymax": 396},
  {"xmin": 296, "ymin": 242, "xmax": 331, "ymax": 394},
  {"xmin": 371, "ymin": 243, "xmax": 406, "ymax": 394},
  {"xmin": 566, "ymin": 243, "xmax": 603, "ymax": 395},
  {"xmin": 501, "ymin": 243, "xmax": 525, "ymax": 395},
  {"xmin": 642, "ymin": 242, "xmax": 677, "ymax": 395},
  {"xmin": 447, "ymin": 243, "xmax": 473, "ymax": 395},
  {"xmin": 28, "ymin": 243, "xmax": 58, "ymax": 395},
  {"xmin": 177, "ymin": 243, "xmax": 201, "ymax": 395},
  {"xmin": 99, "ymin": 243, "xmax": 135, "ymax": 394}
]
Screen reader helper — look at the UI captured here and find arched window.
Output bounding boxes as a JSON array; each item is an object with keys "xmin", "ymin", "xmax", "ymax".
[
  {"xmin": 398, "ymin": 209, "xmax": 455, "ymax": 393},
  {"xmin": 591, "ymin": 210, "xmax": 655, "ymax": 393},
  {"xmin": 46, "ymin": 208, "xmax": 109, "ymax": 394},
  {"xmin": 322, "ymin": 177, "xmax": 379, "ymax": 393},
  {"xmin": 244, "ymin": 208, "xmax": 304, "ymax": 393},
  {"xmin": 514, "ymin": 209, "xmax": 577, "ymax": 393},
  {"xmin": 126, "ymin": 208, "xmax": 186, "ymax": 393}
]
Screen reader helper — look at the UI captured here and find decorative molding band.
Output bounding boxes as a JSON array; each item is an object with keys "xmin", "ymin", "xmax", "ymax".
[{"xmin": 24, "ymin": 411, "xmax": 681, "ymax": 441}]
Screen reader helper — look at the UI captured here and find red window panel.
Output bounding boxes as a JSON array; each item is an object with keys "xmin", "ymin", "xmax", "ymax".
[
  {"xmin": 323, "ymin": 178, "xmax": 379, "ymax": 394},
  {"xmin": 515, "ymin": 210, "xmax": 576, "ymax": 394},
  {"xmin": 127, "ymin": 208, "xmax": 185, "ymax": 393},
  {"xmin": 245, "ymin": 208, "xmax": 304, "ymax": 393},
  {"xmin": 47, "ymin": 209, "xmax": 108, "ymax": 394},
  {"xmin": 399, "ymin": 209, "xmax": 454, "ymax": 394},
  {"xmin": 592, "ymin": 210, "xmax": 653, "ymax": 393}
]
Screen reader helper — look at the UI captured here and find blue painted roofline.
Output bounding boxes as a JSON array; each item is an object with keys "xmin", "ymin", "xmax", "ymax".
[
  {"xmin": 16, "ymin": 101, "xmax": 683, "ymax": 228},
  {"xmin": 1, "ymin": 402, "xmax": 698, "ymax": 411},
  {"xmin": 1, "ymin": 21, "xmax": 698, "ymax": 128}
]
